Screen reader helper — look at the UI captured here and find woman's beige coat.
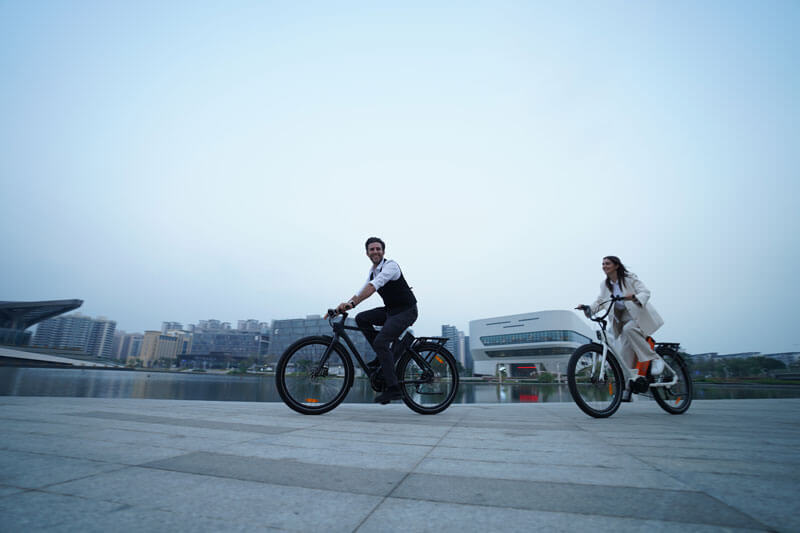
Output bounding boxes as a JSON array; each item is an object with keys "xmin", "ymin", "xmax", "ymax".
[{"xmin": 589, "ymin": 272, "xmax": 664, "ymax": 337}]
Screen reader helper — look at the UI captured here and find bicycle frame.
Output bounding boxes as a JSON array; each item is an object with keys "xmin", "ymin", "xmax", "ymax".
[
  {"xmin": 586, "ymin": 298, "xmax": 679, "ymax": 389},
  {"xmin": 319, "ymin": 312, "xmax": 446, "ymax": 386}
]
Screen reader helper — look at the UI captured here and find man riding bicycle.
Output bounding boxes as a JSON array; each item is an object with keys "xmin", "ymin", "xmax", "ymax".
[{"xmin": 331, "ymin": 237, "xmax": 418, "ymax": 404}]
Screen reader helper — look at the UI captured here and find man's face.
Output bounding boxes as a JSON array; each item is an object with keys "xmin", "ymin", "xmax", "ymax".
[{"xmin": 367, "ymin": 242, "xmax": 384, "ymax": 265}]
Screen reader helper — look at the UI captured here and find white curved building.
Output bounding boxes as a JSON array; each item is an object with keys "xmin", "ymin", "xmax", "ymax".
[{"xmin": 469, "ymin": 310, "xmax": 594, "ymax": 377}]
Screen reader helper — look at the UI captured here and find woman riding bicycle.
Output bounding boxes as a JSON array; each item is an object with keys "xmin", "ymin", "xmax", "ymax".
[{"xmin": 576, "ymin": 256, "xmax": 666, "ymax": 400}]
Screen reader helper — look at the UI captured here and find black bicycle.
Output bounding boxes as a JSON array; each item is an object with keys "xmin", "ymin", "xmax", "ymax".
[
  {"xmin": 275, "ymin": 310, "xmax": 460, "ymax": 415},
  {"xmin": 567, "ymin": 296, "xmax": 693, "ymax": 418}
]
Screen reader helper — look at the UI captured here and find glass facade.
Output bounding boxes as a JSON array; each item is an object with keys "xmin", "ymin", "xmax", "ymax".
[
  {"xmin": 189, "ymin": 331, "xmax": 266, "ymax": 358},
  {"xmin": 486, "ymin": 347, "xmax": 576, "ymax": 358},
  {"xmin": 480, "ymin": 330, "xmax": 591, "ymax": 347}
]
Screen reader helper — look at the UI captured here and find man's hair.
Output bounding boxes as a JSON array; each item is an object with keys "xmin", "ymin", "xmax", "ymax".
[{"xmin": 365, "ymin": 237, "xmax": 385, "ymax": 251}]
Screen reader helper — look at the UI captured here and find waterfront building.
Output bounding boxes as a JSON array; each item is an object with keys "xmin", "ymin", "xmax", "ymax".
[
  {"xmin": 441, "ymin": 325, "xmax": 467, "ymax": 369},
  {"xmin": 33, "ymin": 313, "xmax": 92, "ymax": 352},
  {"xmin": 161, "ymin": 322, "xmax": 183, "ymax": 333},
  {"xmin": 88, "ymin": 318, "xmax": 116, "ymax": 359},
  {"xmin": 464, "ymin": 335, "xmax": 473, "ymax": 373},
  {"xmin": 441, "ymin": 324, "xmax": 459, "ymax": 358},
  {"xmin": 469, "ymin": 310, "xmax": 593, "ymax": 378},
  {"xmin": 139, "ymin": 331, "xmax": 179, "ymax": 367},
  {"xmin": 116, "ymin": 333, "xmax": 143, "ymax": 360},
  {"xmin": 238, "ymin": 319, "xmax": 267, "ymax": 333},
  {"xmin": 0, "ymin": 299, "xmax": 83, "ymax": 347},
  {"xmin": 111, "ymin": 330, "xmax": 126, "ymax": 359},
  {"xmin": 763, "ymin": 352, "xmax": 800, "ymax": 365},
  {"xmin": 32, "ymin": 312, "xmax": 116, "ymax": 359},
  {"xmin": 187, "ymin": 319, "xmax": 268, "ymax": 360}
]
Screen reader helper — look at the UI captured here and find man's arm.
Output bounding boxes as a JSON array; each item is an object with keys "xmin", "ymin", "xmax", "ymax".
[
  {"xmin": 335, "ymin": 283, "xmax": 376, "ymax": 314},
  {"xmin": 350, "ymin": 284, "xmax": 376, "ymax": 308},
  {"xmin": 335, "ymin": 261, "xmax": 401, "ymax": 314}
]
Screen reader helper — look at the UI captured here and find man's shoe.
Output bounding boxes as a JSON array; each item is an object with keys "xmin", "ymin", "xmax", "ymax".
[
  {"xmin": 374, "ymin": 387, "xmax": 402, "ymax": 404},
  {"xmin": 650, "ymin": 358, "xmax": 665, "ymax": 376},
  {"xmin": 366, "ymin": 358, "xmax": 380, "ymax": 369}
]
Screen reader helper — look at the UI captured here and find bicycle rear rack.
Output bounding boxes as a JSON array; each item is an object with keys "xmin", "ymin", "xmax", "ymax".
[
  {"xmin": 413, "ymin": 336, "xmax": 449, "ymax": 348},
  {"xmin": 655, "ymin": 342, "xmax": 681, "ymax": 350}
]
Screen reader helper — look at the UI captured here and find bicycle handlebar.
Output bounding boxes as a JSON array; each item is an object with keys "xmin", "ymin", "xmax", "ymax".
[
  {"xmin": 326, "ymin": 308, "xmax": 348, "ymax": 325},
  {"xmin": 581, "ymin": 296, "xmax": 625, "ymax": 322}
]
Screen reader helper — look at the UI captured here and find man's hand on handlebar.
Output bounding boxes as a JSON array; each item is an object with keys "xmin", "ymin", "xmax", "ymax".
[
  {"xmin": 324, "ymin": 301, "xmax": 355, "ymax": 319},
  {"xmin": 336, "ymin": 301, "xmax": 355, "ymax": 314}
]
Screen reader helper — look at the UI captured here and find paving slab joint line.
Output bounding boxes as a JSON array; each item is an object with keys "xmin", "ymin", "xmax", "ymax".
[
  {"xmin": 352, "ymin": 409, "xmax": 468, "ymax": 532},
  {"xmin": 592, "ymin": 445, "xmax": 776, "ymax": 531},
  {"xmin": 37, "ymin": 465, "xmax": 134, "ymax": 492}
]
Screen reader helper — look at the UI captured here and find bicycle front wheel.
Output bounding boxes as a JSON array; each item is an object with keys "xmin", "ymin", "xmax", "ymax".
[
  {"xmin": 276, "ymin": 336, "xmax": 353, "ymax": 415},
  {"xmin": 398, "ymin": 343, "xmax": 459, "ymax": 415},
  {"xmin": 567, "ymin": 343, "xmax": 624, "ymax": 418},
  {"xmin": 652, "ymin": 347, "xmax": 693, "ymax": 415}
]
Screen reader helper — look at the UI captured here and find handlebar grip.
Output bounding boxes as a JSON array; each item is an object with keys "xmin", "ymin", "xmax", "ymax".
[{"xmin": 327, "ymin": 308, "xmax": 338, "ymax": 317}]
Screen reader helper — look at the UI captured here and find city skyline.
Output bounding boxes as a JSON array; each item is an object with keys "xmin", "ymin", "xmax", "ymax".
[
  {"xmin": 2, "ymin": 2, "xmax": 799, "ymax": 355},
  {"xmin": 28, "ymin": 306, "xmax": 796, "ymax": 359}
]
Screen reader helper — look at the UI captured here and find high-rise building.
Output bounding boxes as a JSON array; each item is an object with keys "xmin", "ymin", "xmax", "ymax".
[
  {"xmin": 32, "ymin": 313, "xmax": 116, "ymax": 358},
  {"xmin": 117, "ymin": 333, "xmax": 143, "ymax": 360},
  {"xmin": 463, "ymin": 335, "xmax": 473, "ymax": 373},
  {"xmin": 33, "ymin": 313, "xmax": 92, "ymax": 351},
  {"xmin": 441, "ymin": 325, "xmax": 465, "ymax": 368},
  {"xmin": 187, "ymin": 319, "xmax": 268, "ymax": 359},
  {"xmin": 238, "ymin": 319, "xmax": 266, "ymax": 332},
  {"xmin": 88, "ymin": 318, "xmax": 116, "ymax": 359},
  {"xmin": 161, "ymin": 322, "xmax": 183, "ymax": 333},
  {"xmin": 112, "ymin": 330, "xmax": 126, "ymax": 359},
  {"xmin": 139, "ymin": 331, "xmax": 180, "ymax": 367},
  {"xmin": 164, "ymin": 329, "xmax": 193, "ymax": 356}
]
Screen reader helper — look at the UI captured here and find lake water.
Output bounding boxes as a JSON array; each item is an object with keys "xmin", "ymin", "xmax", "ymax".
[{"xmin": 2, "ymin": 367, "xmax": 799, "ymax": 403}]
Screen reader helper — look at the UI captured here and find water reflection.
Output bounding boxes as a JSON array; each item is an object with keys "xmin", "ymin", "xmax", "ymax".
[{"xmin": 1, "ymin": 368, "xmax": 799, "ymax": 403}]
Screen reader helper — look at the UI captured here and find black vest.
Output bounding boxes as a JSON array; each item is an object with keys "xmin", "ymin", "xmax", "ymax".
[{"xmin": 370, "ymin": 261, "xmax": 417, "ymax": 314}]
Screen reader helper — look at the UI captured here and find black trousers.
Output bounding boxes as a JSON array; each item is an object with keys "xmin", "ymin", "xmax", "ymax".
[{"xmin": 355, "ymin": 305, "xmax": 418, "ymax": 389}]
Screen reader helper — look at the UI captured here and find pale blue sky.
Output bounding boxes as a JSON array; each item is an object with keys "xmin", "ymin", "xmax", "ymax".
[{"xmin": 1, "ymin": 1, "xmax": 798, "ymax": 354}]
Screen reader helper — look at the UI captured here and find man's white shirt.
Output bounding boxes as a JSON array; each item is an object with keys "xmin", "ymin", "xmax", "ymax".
[{"xmin": 359, "ymin": 258, "xmax": 401, "ymax": 293}]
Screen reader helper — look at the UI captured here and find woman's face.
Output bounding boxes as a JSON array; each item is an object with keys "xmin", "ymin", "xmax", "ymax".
[{"xmin": 602, "ymin": 258, "xmax": 618, "ymax": 276}]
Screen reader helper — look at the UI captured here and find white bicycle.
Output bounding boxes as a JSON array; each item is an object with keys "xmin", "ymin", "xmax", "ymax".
[{"xmin": 567, "ymin": 296, "xmax": 693, "ymax": 418}]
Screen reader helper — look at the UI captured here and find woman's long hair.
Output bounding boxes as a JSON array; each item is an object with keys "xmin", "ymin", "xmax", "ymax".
[{"xmin": 604, "ymin": 256, "xmax": 629, "ymax": 291}]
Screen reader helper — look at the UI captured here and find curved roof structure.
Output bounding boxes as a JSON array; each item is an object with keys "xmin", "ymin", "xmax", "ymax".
[{"xmin": 0, "ymin": 299, "xmax": 83, "ymax": 330}]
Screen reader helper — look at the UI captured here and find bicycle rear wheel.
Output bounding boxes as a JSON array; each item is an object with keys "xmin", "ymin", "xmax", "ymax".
[
  {"xmin": 567, "ymin": 343, "xmax": 624, "ymax": 418},
  {"xmin": 652, "ymin": 347, "xmax": 693, "ymax": 414},
  {"xmin": 398, "ymin": 343, "xmax": 459, "ymax": 415},
  {"xmin": 275, "ymin": 336, "xmax": 353, "ymax": 415}
]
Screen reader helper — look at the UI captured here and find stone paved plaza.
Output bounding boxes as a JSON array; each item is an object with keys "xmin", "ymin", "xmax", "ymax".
[{"xmin": 1, "ymin": 396, "xmax": 798, "ymax": 532}]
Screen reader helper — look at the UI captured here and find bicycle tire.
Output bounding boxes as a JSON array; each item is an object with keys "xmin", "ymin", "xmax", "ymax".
[
  {"xmin": 275, "ymin": 336, "xmax": 353, "ymax": 415},
  {"xmin": 651, "ymin": 347, "xmax": 693, "ymax": 415},
  {"xmin": 398, "ymin": 343, "xmax": 459, "ymax": 415},
  {"xmin": 567, "ymin": 342, "xmax": 624, "ymax": 418}
]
